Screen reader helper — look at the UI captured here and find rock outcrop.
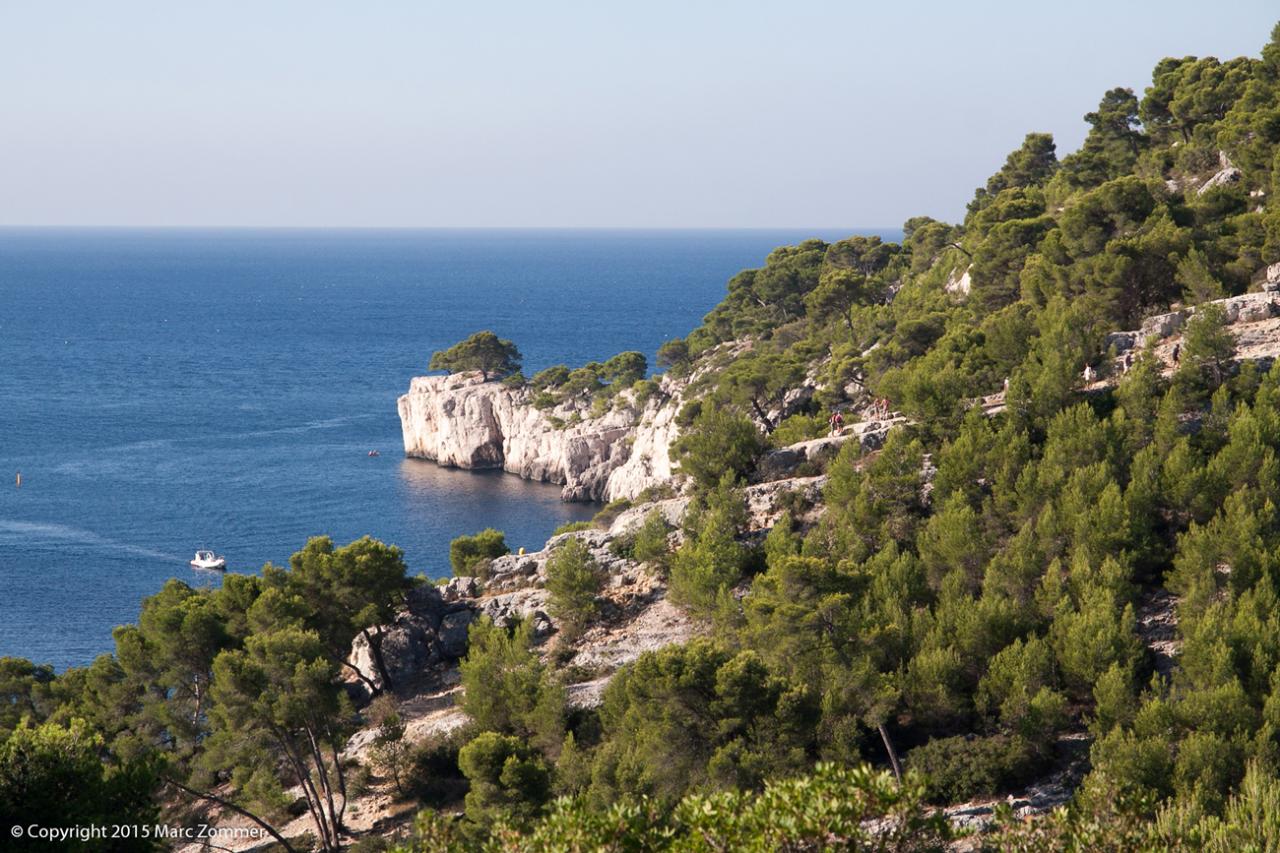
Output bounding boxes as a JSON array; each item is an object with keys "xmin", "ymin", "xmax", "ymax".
[
  {"xmin": 1108, "ymin": 290, "xmax": 1280, "ymax": 376},
  {"xmin": 754, "ymin": 418, "xmax": 902, "ymax": 483},
  {"xmin": 347, "ymin": 584, "xmax": 475, "ymax": 696},
  {"xmin": 344, "ymin": 464, "xmax": 831, "ymax": 706},
  {"xmin": 1198, "ymin": 151, "xmax": 1243, "ymax": 195},
  {"xmin": 398, "ymin": 371, "xmax": 681, "ymax": 502},
  {"xmin": 944, "ymin": 265, "xmax": 972, "ymax": 296}
]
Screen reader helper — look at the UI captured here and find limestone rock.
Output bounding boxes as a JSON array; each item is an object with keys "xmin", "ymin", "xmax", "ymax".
[
  {"xmin": 944, "ymin": 265, "xmax": 972, "ymax": 296},
  {"xmin": 566, "ymin": 596, "xmax": 696, "ymax": 678},
  {"xmin": 607, "ymin": 496, "xmax": 689, "ymax": 538},
  {"xmin": 398, "ymin": 371, "xmax": 683, "ymax": 502},
  {"xmin": 474, "ymin": 587, "xmax": 552, "ymax": 635},
  {"xmin": 1139, "ymin": 311, "xmax": 1185, "ymax": 341},
  {"xmin": 1263, "ymin": 261, "xmax": 1280, "ymax": 292},
  {"xmin": 438, "ymin": 611, "xmax": 475, "ymax": 658},
  {"xmin": 755, "ymin": 419, "xmax": 899, "ymax": 482},
  {"xmin": 1198, "ymin": 151, "xmax": 1242, "ymax": 195},
  {"xmin": 743, "ymin": 475, "xmax": 827, "ymax": 530},
  {"xmin": 440, "ymin": 575, "xmax": 480, "ymax": 601},
  {"xmin": 347, "ymin": 585, "xmax": 471, "ymax": 696},
  {"xmin": 1104, "ymin": 331, "xmax": 1140, "ymax": 354},
  {"xmin": 349, "ymin": 621, "xmax": 433, "ymax": 694},
  {"xmin": 600, "ymin": 384, "xmax": 682, "ymax": 503}
]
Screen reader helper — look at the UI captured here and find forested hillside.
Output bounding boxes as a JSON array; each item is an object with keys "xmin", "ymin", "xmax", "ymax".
[{"xmin": 5, "ymin": 22, "xmax": 1280, "ymax": 853}]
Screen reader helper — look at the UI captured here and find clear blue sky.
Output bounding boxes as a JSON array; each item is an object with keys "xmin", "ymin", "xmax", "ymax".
[{"xmin": 1, "ymin": 1, "xmax": 1276, "ymax": 228}]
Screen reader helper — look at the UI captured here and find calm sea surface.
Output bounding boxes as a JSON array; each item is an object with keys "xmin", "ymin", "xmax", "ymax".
[{"xmin": 0, "ymin": 228, "xmax": 892, "ymax": 668}]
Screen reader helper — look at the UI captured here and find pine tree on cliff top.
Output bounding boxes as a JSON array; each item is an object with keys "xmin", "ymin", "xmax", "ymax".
[{"xmin": 429, "ymin": 331, "xmax": 522, "ymax": 381}]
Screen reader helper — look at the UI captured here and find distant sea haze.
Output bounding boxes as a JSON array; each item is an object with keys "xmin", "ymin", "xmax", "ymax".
[{"xmin": 0, "ymin": 227, "xmax": 899, "ymax": 669}]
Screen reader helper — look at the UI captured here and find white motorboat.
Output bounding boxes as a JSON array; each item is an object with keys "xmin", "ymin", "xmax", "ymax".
[{"xmin": 190, "ymin": 550, "xmax": 226, "ymax": 570}]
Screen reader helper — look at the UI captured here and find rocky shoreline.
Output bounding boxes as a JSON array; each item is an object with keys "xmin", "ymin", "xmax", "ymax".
[{"xmin": 397, "ymin": 371, "xmax": 682, "ymax": 502}]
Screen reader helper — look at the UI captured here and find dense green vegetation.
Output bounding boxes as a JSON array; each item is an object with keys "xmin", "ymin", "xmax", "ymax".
[
  {"xmin": 429, "ymin": 332, "xmax": 522, "ymax": 382},
  {"xmin": 4, "ymin": 22, "xmax": 1280, "ymax": 851},
  {"xmin": 0, "ymin": 536, "xmax": 411, "ymax": 851},
  {"xmin": 449, "ymin": 529, "xmax": 511, "ymax": 579},
  {"xmin": 543, "ymin": 539, "xmax": 604, "ymax": 641}
]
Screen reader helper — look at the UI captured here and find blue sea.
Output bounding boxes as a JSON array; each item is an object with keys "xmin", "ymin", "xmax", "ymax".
[{"xmin": 0, "ymin": 228, "xmax": 892, "ymax": 669}]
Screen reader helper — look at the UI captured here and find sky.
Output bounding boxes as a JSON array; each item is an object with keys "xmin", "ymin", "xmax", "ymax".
[{"xmin": 0, "ymin": 1, "xmax": 1276, "ymax": 229}]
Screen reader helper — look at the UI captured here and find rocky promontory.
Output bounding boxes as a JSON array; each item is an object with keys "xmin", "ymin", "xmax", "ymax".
[{"xmin": 397, "ymin": 371, "xmax": 682, "ymax": 502}]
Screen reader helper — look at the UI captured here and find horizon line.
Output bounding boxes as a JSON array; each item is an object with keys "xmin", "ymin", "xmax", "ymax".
[{"xmin": 0, "ymin": 223, "xmax": 904, "ymax": 233}]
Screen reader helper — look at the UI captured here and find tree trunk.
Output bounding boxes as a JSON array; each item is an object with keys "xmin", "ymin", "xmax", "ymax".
[
  {"xmin": 306, "ymin": 729, "xmax": 342, "ymax": 847},
  {"xmin": 363, "ymin": 626, "xmax": 396, "ymax": 693},
  {"xmin": 163, "ymin": 778, "xmax": 297, "ymax": 853},
  {"xmin": 339, "ymin": 658, "xmax": 381, "ymax": 698},
  {"xmin": 750, "ymin": 398, "xmax": 775, "ymax": 432},
  {"xmin": 878, "ymin": 723, "xmax": 904, "ymax": 783},
  {"xmin": 329, "ymin": 736, "xmax": 349, "ymax": 824},
  {"xmin": 279, "ymin": 735, "xmax": 334, "ymax": 851}
]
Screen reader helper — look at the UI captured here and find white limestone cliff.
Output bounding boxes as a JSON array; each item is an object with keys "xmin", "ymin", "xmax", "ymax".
[{"xmin": 397, "ymin": 371, "xmax": 683, "ymax": 502}]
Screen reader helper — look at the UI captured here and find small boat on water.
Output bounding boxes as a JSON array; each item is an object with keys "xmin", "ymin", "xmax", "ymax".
[
  {"xmin": 190, "ymin": 550, "xmax": 226, "ymax": 570},
  {"xmin": 367, "ymin": 450, "xmax": 380, "ymax": 457}
]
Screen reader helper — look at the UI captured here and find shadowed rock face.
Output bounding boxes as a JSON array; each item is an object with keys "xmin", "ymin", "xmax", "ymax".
[
  {"xmin": 348, "ymin": 584, "xmax": 474, "ymax": 697},
  {"xmin": 397, "ymin": 371, "xmax": 681, "ymax": 502}
]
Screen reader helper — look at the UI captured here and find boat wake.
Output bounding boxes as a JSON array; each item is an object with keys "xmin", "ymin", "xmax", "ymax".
[{"xmin": 0, "ymin": 519, "xmax": 181, "ymax": 563}]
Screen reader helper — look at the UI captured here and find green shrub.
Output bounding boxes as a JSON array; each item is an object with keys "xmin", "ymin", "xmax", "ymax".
[
  {"xmin": 545, "ymin": 538, "xmax": 604, "ymax": 640},
  {"xmin": 589, "ymin": 641, "xmax": 817, "ymax": 803},
  {"xmin": 428, "ymin": 331, "xmax": 522, "ymax": 381},
  {"xmin": 770, "ymin": 412, "xmax": 827, "ymax": 446},
  {"xmin": 530, "ymin": 364, "xmax": 571, "ymax": 390},
  {"xmin": 631, "ymin": 378, "xmax": 660, "ymax": 404},
  {"xmin": 368, "ymin": 694, "xmax": 410, "ymax": 795},
  {"xmin": 457, "ymin": 732, "xmax": 551, "ymax": 828},
  {"xmin": 449, "ymin": 529, "xmax": 509, "ymax": 578},
  {"xmin": 348, "ymin": 763, "xmax": 374, "ymax": 798},
  {"xmin": 657, "ymin": 337, "xmax": 691, "ymax": 372},
  {"xmin": 405, "ymin": 729, "xmax": 470, "ymax": 806},
  {"xmin": 603, "ymin": 351, "xmax": 647, "ymax": 387},
  {"xmin": 393, "ymin": 762, "xmax": 952, "ymax": 852},
  {"xmin": 669, "ymin": 476, "xmax": 748, "ymax": 613},
  {"xmin": 348, "ymin": 835, "xmax": 391, "ymax": 853},
  {"xmin": 907, "ymin": 733, "xmax": 1038, "ymax": 803},
  {"xmin": 458, "ymin": 618, "xmax": 565, "ymax": 753},
  {"xmin": 632, "ymin": 510, "xmax": 674, "ymax": 569},
  {"xmin": 635, "ymin": 482, "xmax": 677, "ymax": 502},
  {"xmin": 551, "ymin": 520, "xmax": 593, "ymax": 536},
  {"xmin": 671, "ymin": 408, "xmax": 767, "ymax": 491},
  {"xmin": 608, "ymin": 531, "xmax": 637, "ymax": 560},
  {"xmin": 591, "ymin": 498, "xmax": 632, "ymax": 529}
]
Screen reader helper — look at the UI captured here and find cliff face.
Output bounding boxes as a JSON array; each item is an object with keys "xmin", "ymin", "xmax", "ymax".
[{"xmin": 397, "ymin": 371, "xmax": 681, "ymax": 502}]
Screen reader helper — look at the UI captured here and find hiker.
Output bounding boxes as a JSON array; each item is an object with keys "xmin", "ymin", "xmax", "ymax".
[
  {"xmin": 829, "ymin": 410, "xmax": 844, "ymax": 435},
  {"xmin": 1002, "ymin": 376, "xmax": 1010, "ymax": 395},
  {"xmin": 1122, "ymin": 352, "xmax": 1133, "ymax": 373},
  {"xmin": 1172, "ymin": 342, "xmax": 1181, "ymax": 364},
  {"xmin": 1083, "ymin": 364, "xmax": 1096, "ymax": 384}
]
